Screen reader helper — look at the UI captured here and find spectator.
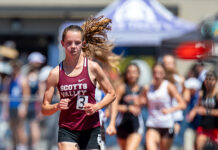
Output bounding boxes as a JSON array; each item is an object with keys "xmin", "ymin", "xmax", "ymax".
[
  {"xmin": 26, "ymin": 66, "xmax": 41, "ymax": 150},
  {"xmin": 38, "ymin": 65, "xmax": 59, "ymax": 150},
  {"xmin": 188, "ymin": 71, "xmax": 218, "ymax": 150},
  {"xmin": 8, "ymin": 60, "xmax": 30, "ymax": 150},
  {"xmin": 21, "ymin": 52, "xmax": 45, "ymax": 76},
  {"xmin": 183, "ymin": 77, "xmax": 201, "ymax": 150}
]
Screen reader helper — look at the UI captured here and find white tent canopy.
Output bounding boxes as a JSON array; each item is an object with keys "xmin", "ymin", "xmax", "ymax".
[{"xmin": 96, "ymin": 0, "xmax": 196, "ymax": 46}]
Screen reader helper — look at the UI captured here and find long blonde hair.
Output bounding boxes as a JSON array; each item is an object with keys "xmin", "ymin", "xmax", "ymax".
[{"xmin": 62, "ymin": 16, "xmax": 120, "ymax": 69}]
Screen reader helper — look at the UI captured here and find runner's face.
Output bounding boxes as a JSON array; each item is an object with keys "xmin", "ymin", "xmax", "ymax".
[
  {"xmin": 126, "ymin": 65, "xmax": 139, "ymax": 85},
  {"xmin": 61, "ymin": 30, "xmax": 83, "ymax": 57},
  {"xmin": 163, "ymin": 56, "xmax": 175, "ymax": 72},
  {"xmin": 204, "ymin": 75, "xmax": 216, "ymax": 90},
  {"xmin": 153, "ymin": 65, "xmax": 165, "ymax": 83}
]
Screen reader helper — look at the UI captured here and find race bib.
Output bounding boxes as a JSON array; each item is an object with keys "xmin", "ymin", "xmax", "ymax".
[{"xmin": 76, "ymin": 95, "xmax": 88, "ymax": 110}]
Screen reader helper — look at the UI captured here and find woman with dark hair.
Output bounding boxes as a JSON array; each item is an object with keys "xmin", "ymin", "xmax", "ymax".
[
  {"xmin": 188, "ymin": 71, "xmax": 218, "ymax": 150},
  {"xmin": 41, "ymin": 16, "xmax": 118, "ymax": 150},
  {"xmin": 138, "ymin": 63, "xmax": 186, "ymax": 150},
  {"xmin": 115, "ymin": 63, "xmax": 144, "ymax": 150}
]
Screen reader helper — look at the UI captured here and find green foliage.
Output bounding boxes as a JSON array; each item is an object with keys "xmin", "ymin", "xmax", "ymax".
[{"xmin": 118, "ymin": 55, "xmax": 155, "ymax": 74}]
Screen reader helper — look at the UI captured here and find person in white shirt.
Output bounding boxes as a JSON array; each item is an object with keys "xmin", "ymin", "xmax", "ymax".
[
  {"xmin": 138, "ymin": 63, "xmax": 186, "ymax": 150},
  {"xmin": 162, "ymin": 54, "xmax": 185, "ymax": 135}
]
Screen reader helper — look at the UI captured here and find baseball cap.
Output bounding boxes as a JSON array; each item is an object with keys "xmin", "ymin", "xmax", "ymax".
[
  {"xmin": 184, "ymin": 77, "xmax": 201, "ymax": 90},
  {"xmin": 28, "ymin": 52, "xmax": 46, "ymax": 63}
]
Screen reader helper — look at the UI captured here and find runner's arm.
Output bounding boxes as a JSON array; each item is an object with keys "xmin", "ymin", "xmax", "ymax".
[{"xmin": 41, "ymin": 67, "xmax": 59, "ymax": 116}]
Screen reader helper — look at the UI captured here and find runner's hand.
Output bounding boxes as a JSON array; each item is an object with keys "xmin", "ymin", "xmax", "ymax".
[
  {"xmin": 129, "ymin": 105, "xmax": 141, "ymax": 116},
  {"xmin": 84, "ymin": 103, "xmax": 98, "ymax": 116},
  {"xmin": 106, "ymin": 124, "xmax": 116, "ymax": 136},
  {"xmin": 161, "ymin": 108, "xmax": 171, "ymax": 115},
  {"xmin": 58, "ymin": 99, "xmax": 71, "ymax": 110}
]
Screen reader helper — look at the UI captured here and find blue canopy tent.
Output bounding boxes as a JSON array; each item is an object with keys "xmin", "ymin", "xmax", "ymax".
[
  {"xmin": 59, "ymin": 0, "xmax": 195, "ymax": 46},
  {"xmin": 96, "ymin": 0, "xmax": 196, "ymax": 47}
]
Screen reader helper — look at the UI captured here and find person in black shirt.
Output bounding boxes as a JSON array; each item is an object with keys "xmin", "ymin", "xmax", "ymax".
[
  {"xmin": 188, "ymin": 71, "xmax": 218, "ymax": 150},
  {"xmin": 115, "ymin": 63, "xmax": 144, "ymax": 150}
]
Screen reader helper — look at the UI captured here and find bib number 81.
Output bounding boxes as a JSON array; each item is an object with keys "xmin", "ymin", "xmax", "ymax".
[{"xmin": 76, "ymin": 96, "xmax": 88, "ymax": 110}]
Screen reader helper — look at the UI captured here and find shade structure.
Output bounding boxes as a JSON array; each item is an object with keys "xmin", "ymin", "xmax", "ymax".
[
  {"xmin": 161, "ymin": 28, "xmax": 204, "ymax": 53},
  {"xmin": 96, "ymin": 0, "xmax": 196, "ymax": 46},
  {"xmin": 59, "ymin": 0, "xmax": 195, "ymax": 47}
]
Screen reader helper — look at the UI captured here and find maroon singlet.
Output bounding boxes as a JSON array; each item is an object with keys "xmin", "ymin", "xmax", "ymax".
[{"xmin": 57, "ymin": 57, "xmax": 100, "ymax": 131}]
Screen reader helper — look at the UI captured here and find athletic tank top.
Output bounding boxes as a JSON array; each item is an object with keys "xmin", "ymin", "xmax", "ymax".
[
  {"xmin": 146, "ymin": 80, "xmax": 174, "ymax": 128},
  {"xmin": 116, "ymin": 84, "xmax": 142, "ymax": 124},
  {"xmin": 116, "ymin": 84, "xmax": 144, "ymax": 135},
  {"xmin": 9, "ymin": 76, "xmax": 23, "ymax": 108},
  {"xmin": 200, "ymin": 95, "xmax": 218, "ymax": 129},
  {"xmin": 57, "ymin": 57, "xmax": 100, "ymax": 131},
  {"xmin": 120, "ymin": 84, "xmax": 142, "ymax": 105},
  {"xmin": 172, "ymin": 74, "xmax": 184, "ymax": 121}
]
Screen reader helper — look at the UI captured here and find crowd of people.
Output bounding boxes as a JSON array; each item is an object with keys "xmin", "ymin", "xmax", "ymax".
[
  {"xmin": 0, "ymin": 51, "xmax": 57, "ymax": 150},
  {"xmin": 0, "ymin": 16, "xmax": 218, "ymax": 150}
]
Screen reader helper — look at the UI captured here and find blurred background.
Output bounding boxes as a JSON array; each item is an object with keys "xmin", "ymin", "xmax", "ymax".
[{"xmin": 0, "ymin": 0, "xmax": 218, "ymax": 150}]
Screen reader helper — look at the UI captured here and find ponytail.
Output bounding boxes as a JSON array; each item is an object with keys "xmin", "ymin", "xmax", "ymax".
[{"xmin": 81, "ymin": 15, "xmax": 120, "ymax": 69}]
